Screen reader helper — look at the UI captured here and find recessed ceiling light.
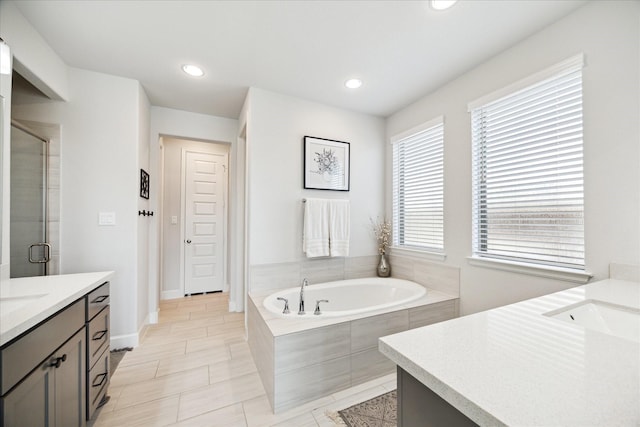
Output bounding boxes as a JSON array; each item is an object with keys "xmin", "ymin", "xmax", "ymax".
[
  {"xmin": 182, "ymin": 64, "xmax": 204, "ymax": 77},
  {"xmin": 430, "ymin": 0, "xmax": 458, "ymax": 11},
  {"xmin": 345, "ymin": 78, "xmax": 363, "ymax": 89}
]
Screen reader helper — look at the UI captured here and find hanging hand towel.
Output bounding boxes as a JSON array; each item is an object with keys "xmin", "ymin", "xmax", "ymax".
[
  {"xmin": 329, "ymin": 199, "xmax": 350, "ymax": 257},
  {"xmin": 303, "ymin": 198, "xmax": 330, "ymax": 258}
]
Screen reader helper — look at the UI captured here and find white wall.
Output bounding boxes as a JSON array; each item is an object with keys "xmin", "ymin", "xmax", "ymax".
[
  {"xmin": 0, "ymin": 1, "xmax": 68, "ymax": 101},
  {"xmin": 161, "ymin": 137, "xmax": 230, "ymax": 299},
  {"xmin": 12, "ymin": 67, "xmax": 147, "ymax": 347},
  {"xmin": 137, "ymin": 85, "xmax": 151, "ymax": 330},
  {"xmin": 386, "ymin": 1, "xmax": 640, "ymax": 315},
  {"xmin": 246, "ymin": 88, "xmax": 386, "ymax": 269}
]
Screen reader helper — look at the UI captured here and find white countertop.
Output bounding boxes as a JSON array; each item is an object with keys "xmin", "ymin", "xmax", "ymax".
[
  {"xmin": 379, "ymin": 279, "xmax": 640, "ymax": 426},
  {"xmin": 0, "ymin": 272, "xmax": 114, "ymax": 347}
]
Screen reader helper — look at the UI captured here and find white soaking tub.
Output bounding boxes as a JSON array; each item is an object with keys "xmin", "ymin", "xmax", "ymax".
[{"xmin": 263, "ymin": 277, "xmax": 426, "ymax": 317}]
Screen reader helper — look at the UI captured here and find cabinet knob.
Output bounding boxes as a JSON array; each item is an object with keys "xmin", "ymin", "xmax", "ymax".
[{"xmin": 50, "ymin": 354, "xmax": 67, "ymax": 368}]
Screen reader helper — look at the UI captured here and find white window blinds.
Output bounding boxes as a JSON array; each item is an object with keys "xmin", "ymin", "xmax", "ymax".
[
  {"xmin": 392, "ymin": 119, "xmax": 444, "ymax": 251},
  {"xmin": 471, "ymin": 58, "xmax": 585, "ymax": 269}
]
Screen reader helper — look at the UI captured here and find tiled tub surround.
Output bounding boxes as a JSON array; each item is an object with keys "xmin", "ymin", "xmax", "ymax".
[
  {"xmin": 250, "ymin": 254, "xmax": 460, "ymax": 297},
  {"xmin": 248, "ymin": 279, "xmax": 459, "ymax": 413},
  {"xmin": 380, "ymin": 278, "xmax": 640, "ymax": 426}
]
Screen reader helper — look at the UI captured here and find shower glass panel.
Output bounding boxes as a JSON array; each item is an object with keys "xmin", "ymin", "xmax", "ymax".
[{"xmin": 10, "ymin": 124, "xmax": 49, "ymax": 278}]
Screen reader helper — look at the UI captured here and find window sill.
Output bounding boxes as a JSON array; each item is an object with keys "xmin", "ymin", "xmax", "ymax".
[
  {"xmin": 467, "ymin": 256, "xmax": 592, "ymax": 284},
  {"xmin": 390, "ymin": 246, "xmax": 446, "ymax": 262}
]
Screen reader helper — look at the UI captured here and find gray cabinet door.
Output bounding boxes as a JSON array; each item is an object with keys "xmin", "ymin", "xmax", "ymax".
[
  {"xmin": 55, "ymin": 328, "xmax": 86, "ymax": 427},
  {"xmin": 1, "ymin": 328, "xmax": 86, "ymax": 427},
  {"xmin": 2, "ymin": 361, "xmax": 54, "ymax": 427}
]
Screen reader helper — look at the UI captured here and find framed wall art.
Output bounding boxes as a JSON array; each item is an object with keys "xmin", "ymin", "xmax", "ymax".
[
  {"xmin": 303, "ymin": 136, "xmax": 350, "ymax": 191},
  {"xmin": 140, "ymin": 169, "xmax": 150, "ymax": 199}
]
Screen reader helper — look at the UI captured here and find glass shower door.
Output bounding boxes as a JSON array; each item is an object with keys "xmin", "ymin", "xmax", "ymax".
[{"xmin": 10, "ymin": 123, "xmax": 49, "ymax": 278}]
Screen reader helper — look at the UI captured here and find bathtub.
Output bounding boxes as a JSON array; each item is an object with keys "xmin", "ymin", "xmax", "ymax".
[
  {"xmin": 263, "ymin": 277, "xmax": 426, "ymax": 317},
  {"xmin": 248, "ymin": 277, "xmax": 459, "ymax": 413}
]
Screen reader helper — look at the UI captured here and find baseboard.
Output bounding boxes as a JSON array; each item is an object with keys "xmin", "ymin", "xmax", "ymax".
[
  {"xmin": 110, "ymin": 332, "xmax": 139, "ymax": 350},
  {"xmin": 148, "ymin": 309, "xmax": 159, "ymax": 324},
  {"xmin": 161, "ymin": 289, "xmax": 182, "ymax": 300}
]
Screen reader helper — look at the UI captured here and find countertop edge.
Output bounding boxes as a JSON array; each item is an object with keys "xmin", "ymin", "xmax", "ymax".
[
  {"xmin": 0, "ymin": 271, "xmax": 114, "ymax": 347},
  {"xmin": 379, "ymin": 338, "xmax": 506, "ymax": 427}
]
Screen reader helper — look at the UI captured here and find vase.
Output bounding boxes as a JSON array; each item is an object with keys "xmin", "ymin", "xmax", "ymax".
[{"xmin": 377, "ymin": 254, "xmax": 391, "ymax": 277}]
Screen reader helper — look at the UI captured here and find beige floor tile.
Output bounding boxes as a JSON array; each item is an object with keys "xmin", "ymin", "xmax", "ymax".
[
  {"xmin": 224, "ymin": 312, "xmax": 245, "ymax": 323},
  {"xmin": 209, "ymin": 354, "xmax": 257, "ymax": 384},
  {"xmin": 170, "ymin": 315, "xmax": 226, "ymax": 332},
  {"xmin": 109, "ymin": 360, "xmax": 159, "ymax": 388},
  {"xmin": 168, "ymin": 403, "xmax": 247, "ymax": 427},
  {"xmin": 156, "ymin": 346, "xmax": 231, "ymax": 377},
  {"xmin": 158, "ymin": 311, "xmax": 191, "ymax": 322},
  {"xmin": 94, "ymin": 292, "xmax": 398, "ymax": 427},
  {"xmin": 117, "ymin": 366, "xmax": 210, "ymax": 410},
  {"xmin": 269, "ymin": 411, "xmax": 319, "ymax": 427},
  {"xmin": 207, "ymin": 319, "xmax": 245, "ymax": 336},
  {"xmin": 93, "ymin": 395, "xmax": 179, "ymax": 427},
  {"xmin": 186, "ymin": 333, "xmax": 244, "ymax": 353},
  {"xmin": 118, "ymin": 340, "xmax": 187, "ymax": 367},
  {"xmin": 229, "ymin": 341, "xmax": 252, "ymax": 359},
  {"xmin": 190, "ymin": 309, "xmax": 233, "ymax": 320},
  {"xmin": 178, "ymin": 372, "xmax": 266, "ymax": 421},
  {"xmin": 142, "ymin": 326, "xmax": 208, "ymax": 346},
  {"xmin": 242, "ymin": 393, "xmax": 335, "ymax": 427},
  {"xmin": 98, "ymin": 385, "xmax": 123, "ymax": 414}
]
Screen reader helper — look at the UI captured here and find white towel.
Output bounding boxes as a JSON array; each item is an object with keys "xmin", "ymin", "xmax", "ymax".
[
  {"xmin": 303, "ymin": 198, "xmax": 330, "ymax": 258},
  {"xmin": 329, "ymin": 200, "xmax": 350, "ymax": 257}
]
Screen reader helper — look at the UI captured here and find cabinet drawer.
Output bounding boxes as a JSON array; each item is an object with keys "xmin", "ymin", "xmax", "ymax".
[
  {"xmin": 87, "ymin": 307, "xmax": 109, "ymax": 370},
  {"xmin": 1, "ymin": 299, "xmax": 85, "ymax": 395},
  {"xmin": 87, "ymin": 348, "xmax": 109, "ymax": 421},
  {"xmin": 86, "ymin": 282, "xmax": 109, "ymax": 321}
]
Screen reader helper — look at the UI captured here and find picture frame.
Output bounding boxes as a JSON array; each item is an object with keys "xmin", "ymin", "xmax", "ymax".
[
  {"xmin": 140, "ymin": 169, "xmax": 150, "ymax": 199},
  {"xmin": 303, "ymin": 136, "xmax": 350, "ymax": 191}
]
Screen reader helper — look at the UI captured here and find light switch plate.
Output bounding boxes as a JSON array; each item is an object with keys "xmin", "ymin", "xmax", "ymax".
[
  {"xmin": 99, "ymin": 212, "xmax": 116, "ymax": 226},
  {"xmin": 171, "ymin": 216, "xmax": 178, "ymax": 225}
]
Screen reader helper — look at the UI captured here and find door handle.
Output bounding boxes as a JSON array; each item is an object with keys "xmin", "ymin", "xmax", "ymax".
[
  {"xmin": 185, "ymin": 239, "xmax": 192, "ymax": 244},
  {"xmin": 29, "ymin": 243, "xmax": 51, "ymax": 263}
]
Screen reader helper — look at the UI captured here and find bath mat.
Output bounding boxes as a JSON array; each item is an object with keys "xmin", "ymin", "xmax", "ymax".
[
  {"xmin": 110, "ymin": 347, "xmax": 132, "ymax": 375},
  {"xmin": 335, "ymin": 390, "xmax": 397, "ymax": 427}
]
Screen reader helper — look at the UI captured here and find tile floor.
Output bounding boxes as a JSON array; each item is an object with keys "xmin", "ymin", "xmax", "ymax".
[{"xmin": 93, "ymin": 292, "xmax": 396, "ymax": 427}]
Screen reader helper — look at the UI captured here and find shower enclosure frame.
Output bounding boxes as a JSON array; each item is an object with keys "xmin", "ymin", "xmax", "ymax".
[{"xmin": 10, "ymin": 119, "xmax": 51, "ymax": 276}]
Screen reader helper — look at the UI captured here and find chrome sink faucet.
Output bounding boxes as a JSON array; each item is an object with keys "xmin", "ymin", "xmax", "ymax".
[{"xmin": 298, "ymin": 278, "xmax": 308, "ymax": 315}]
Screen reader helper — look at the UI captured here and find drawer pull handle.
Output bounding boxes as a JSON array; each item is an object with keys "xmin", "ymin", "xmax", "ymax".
[
  {"xmin": 92, "ymin": 295, "xmax": 108, "ymax": 303},
  {"xmin": 92, "ymin": 330, "xmax": 108, "ymax": 340},
  {"xmin": 92, "ymin": 372, "xmax": 108, "ymax": 388},
  {"xmin": 50, "ymin": 354, "xmax": 67, "ymax": 369}
]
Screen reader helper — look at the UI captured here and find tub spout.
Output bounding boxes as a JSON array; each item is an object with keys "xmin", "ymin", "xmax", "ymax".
[{"xmin": 298, "ymin": 278, "xmax": 308, "ymax": 315}]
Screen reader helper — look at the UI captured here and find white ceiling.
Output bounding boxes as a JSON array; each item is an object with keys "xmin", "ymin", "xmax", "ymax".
[{"xmin": 14, "ymin": 0, "xmax": 587, "ymax": 119}]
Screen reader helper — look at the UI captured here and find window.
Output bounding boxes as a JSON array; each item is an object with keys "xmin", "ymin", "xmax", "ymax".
[
  {"xmin": 392, "ymin": 117, "xmax": 444, "ymax": 252},
  {"xmin": 470, "ymin": 55, "xmax": 585, "ymax": 270}
]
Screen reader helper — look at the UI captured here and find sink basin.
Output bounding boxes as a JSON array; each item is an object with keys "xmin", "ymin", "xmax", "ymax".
[
  {"xmin": 546, "ymin": 300, "xmax": 640, "ymax": 343},
  {"xmin": 0, "ymin": 294, "xmax": 48, "ymax": 315}
]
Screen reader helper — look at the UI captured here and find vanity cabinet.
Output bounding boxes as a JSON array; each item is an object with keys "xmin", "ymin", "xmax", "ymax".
[
  {"xmin": 0, "ymin": 300, "xmax": 86, "ymax": 427},
  {"xmin": 0, "ymin": 280, "xmax": 111, "ymax": 427}
]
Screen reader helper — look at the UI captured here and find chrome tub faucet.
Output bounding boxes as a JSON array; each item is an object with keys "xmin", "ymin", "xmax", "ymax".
[{"xmin": 298, "ymin": 278, "xmax": 308, "ymax": 315}]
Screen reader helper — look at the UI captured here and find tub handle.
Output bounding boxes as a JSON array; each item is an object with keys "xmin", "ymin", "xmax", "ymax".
[
  {"xmin": 314, "ymin": 299, "xmax": 329, "ymax": 315},
  {"xmin": 276, "ymin": 297, "xmax": 290, "ymax": 314}
]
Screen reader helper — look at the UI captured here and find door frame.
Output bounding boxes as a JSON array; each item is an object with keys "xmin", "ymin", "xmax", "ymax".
[{"xmin": 179, "ymin": 147, "xmax": 229, "ymax": 296}]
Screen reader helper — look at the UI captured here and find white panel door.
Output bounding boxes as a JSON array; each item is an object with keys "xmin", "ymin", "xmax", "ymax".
[{"xmin": 184, "ymin": 151, "xmax": 227, "ymax": 294}]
